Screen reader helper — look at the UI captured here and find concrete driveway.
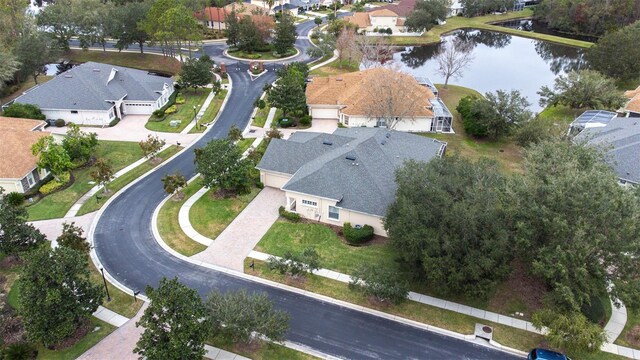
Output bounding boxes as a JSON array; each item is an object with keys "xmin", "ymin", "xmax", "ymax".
[{"xmin": 47, "ymin": 115, "xmax": 199, "ymax": 145}]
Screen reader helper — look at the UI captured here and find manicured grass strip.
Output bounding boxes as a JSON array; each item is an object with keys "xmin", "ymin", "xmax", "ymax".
[
  {"xmin": 27, "ymin": 141, "xmax": 144, "ymax": 221},
  {"xmin": 256, "ymin": 220, "xmax": 399, "ymax": 275},
  {"xmin": 309, "ymin": 60, "xmax": 359, "ymax": 77},
  {"xmin": 157, "ymin": 179, "xmax": 207, "ymax": 256},
  {"xmin": 76, "ymin": 145, "xmax": 180, "ymax": 216},
  {"xmin": 208, "ymin": 336, "xmax": 319, "ymax": 360},
  {"xmin": 615, "ymin": 308, "xmax": 640, "ymax": 348},
  {"xmin": 228, "ymin": 47, "xmax": 297, "ymax": 60},
  {"xmin": 35, "ymin": 318, "xmax": 116, "ymax": 360},
  {"xmin": 238, "ymin": 138, "xmax": 255, "ymax": 153},
  {"xmin": 189, "ymin": 187, "xmax": 260, "ymax": 241},
  {"xmin": 88, "ymin": 260, "xmax": 143, "ymax": 319},
  {"xmin": 252, "ymin": 105, "xmax": 271, "ymax": 127},
  {"xmin": 190, "ymin": 90, "xmax": 228, "ymax": 134},
  {"xmin": 388, "ymin": 9, "xmax": 593, "ymax": 49},
  {"xmin": 245, "ymin": 260, "xmax": 624, "ymax": 360},
  {"xmin": 145, "ymin": 90, "xmax": 209, "ymax": 133},
  {"xmin": 65, "ymin": 49, "xmax": 182, "ymax": 75}
]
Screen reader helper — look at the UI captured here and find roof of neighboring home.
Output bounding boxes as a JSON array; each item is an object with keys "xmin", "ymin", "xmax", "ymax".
[
  {"xmin": 344, "ymin": 12, "xmax": 371, "ymax": 28},
  {"xmin": 194, "ymin": 7, "xmax": 227, "ymax": 22},
  {"xmin": 576, "ymin": 117, "xmax": 640, "ymax": 184},
  {"xmin": 369, "ymin": 0, "xmax": 416, "ymax": 18},
  {"xmin": 306, "ymin": 68, "xmax": 437, "ymax": 117},
  {"xmin": 369, "ymin": 9, "xmax": 398, "ymax": 17},
  {"xmin": 13, "ymin": 61, "xmax": 174, "ymax": 112},
  {"xmin": 273, "ymin": 3, "xmax": 299, "ymax": 11},
  {"xmin": 257, "ymin": 128, "xmax": 446, "ymax": 216},
  {"xmin": 0, "ymin": 117, "xmax": 49, "ymax": 179},
  {"xmin": 570, "ymin": 110, "xmax": 618, "ymax": 130},
  {"xmin": 224, "ymin": 3, "xmax": 267, "ymax": 16},
  {"xmin": 624, "ymin": 85, "xmax": 640, "ymax": 114}
]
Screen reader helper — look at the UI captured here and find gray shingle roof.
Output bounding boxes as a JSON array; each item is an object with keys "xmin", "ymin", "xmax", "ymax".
[
  {"xmin": 13, "ymin": 62, "xmax": 174, "ymax": 111},
  {"xmin": 576, "ymin": 117, "xmax": 640, "ymax": 184},
  {"xmin": 257, "ymin": 128, "xmax": 446, "ymax": 216}
]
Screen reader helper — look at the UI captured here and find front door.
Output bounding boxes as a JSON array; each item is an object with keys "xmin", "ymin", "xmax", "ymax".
[{"xmin": 436, "ymin": 119, "xmax": 444, "ymax": 132}]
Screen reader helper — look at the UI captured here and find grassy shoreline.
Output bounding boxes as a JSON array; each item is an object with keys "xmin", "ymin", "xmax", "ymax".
[{"xmin": 388, "ymin": 9, "xmax": 593, "ymax": 49}]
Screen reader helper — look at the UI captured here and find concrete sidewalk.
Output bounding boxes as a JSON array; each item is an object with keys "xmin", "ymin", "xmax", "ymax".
[{"xmin": 30, "ymin": 212, "xmax": 96, "ymax": 246}]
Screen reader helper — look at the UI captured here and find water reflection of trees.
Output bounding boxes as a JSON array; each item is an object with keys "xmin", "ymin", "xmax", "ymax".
[
  {"xmin": 400, "ymin": 42, "xmax": 443, "ymax": 68},
  {"xmin": 454, "ymin": 29, "xmax": 512, "ymax": 49},
  {"xmin": 534, "ymin": 41, "xmax": 587, "ymax": 75}
]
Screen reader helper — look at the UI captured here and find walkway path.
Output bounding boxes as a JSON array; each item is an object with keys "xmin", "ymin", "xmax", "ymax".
[
  {"xmin": 605, "ymin": 299, "xmax": 628, "ymax": 342},
  {"xmin": 81, "ymin": 304, "xmax": 252, "ymax": 360},
  {"xmin": 189, "ymin": 187, "xmax": 285, "ymax": 271},
  {"xmin": 30, "ymin": 212, "xmax": 96, "ymax": 247}
]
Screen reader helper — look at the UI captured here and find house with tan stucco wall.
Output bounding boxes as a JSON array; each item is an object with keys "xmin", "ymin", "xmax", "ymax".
[
  {"xmin": 256, "ymin": 128, "xmax": 446, "ymax": 236},
  {"xmin": 0, "ymin": 117, "xmax": 50, "ymax": 194}
]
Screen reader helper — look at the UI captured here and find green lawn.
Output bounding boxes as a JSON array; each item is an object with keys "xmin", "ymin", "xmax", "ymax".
[
  {"xmin": 256, "ymin": 220, "xmax": 399, "ymax": 275},
  {"xmin": 35, "ymin": 318, "xmax": 116, "ymax": 360},
  {"xmin": 208, "ymin": 336, "xmax": 318, "ymax": 360},
  {"xmin": 66, "ymin": 49, "xmax": 181, "ymax": 75},
  {"xmin": 88, "ymin": 260, "xmax": 143, "ymax": 318},
  {"xmin": 246, "ymin": 259, "xmax": 625, "ymax": 360},
  {"xmin": 157, "ymin": 179, "xmax": 207, "ymax": 256},
  {"xmin": 145, "ymin": 90, "xmax": 209, "ymax": 133},
  {"xmin": 227, "ymin": 47, "xmax": 297, "ymax": 61},
  {"xmin": 237, "ymin": 138, "xmax": 256, "ymax": 153},
  {"xmin": 190, "ymin": 90, "xmax": 228, "ymax": 133},
  {"xmin": 388, "ymin": 9, "xmax": 594, "ymax": 49},
  {"xmin": 190, "ymin": 187, "xmax": 260, "ymax": 240},
  {"xmin": 252, "ymin": 104, "xmax": 271, "ymax": 127},
  {"xmin": 616, "ymin": 307, "xmax": 640, "ymax": 348},
  {"xmin": 309, "ymin": 60, "xmax": 359, "ymax": 77},
  {"xmin": 76, "ymin": 145, "xmax": 180, "ymax": 216},
  {"xmin": 27, "ymin": 141, "xmax": 144, "ymax": 221},
  {"xmin": 424, "ymin": 84, "xmax": 524, "ymax": 174}
]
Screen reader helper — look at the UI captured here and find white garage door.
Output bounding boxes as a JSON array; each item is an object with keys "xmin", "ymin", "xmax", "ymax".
[
  {"xmin": 311, "ymin": 108, "xmax": 339, "ymax": 119},
  {"xmin": 124, "ymin": 103, "xmax": 153, "ymax": 115}
]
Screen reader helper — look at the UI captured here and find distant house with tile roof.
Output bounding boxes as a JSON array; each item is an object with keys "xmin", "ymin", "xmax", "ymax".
[
  {"xmin": 575, "ymin": 116, "xmax": 640, "ymax": 186},
  {"xmin": 305, "ymin": 68, "xmax": 453, "ymax": 132},
  {"xmin": 256, "ymin": 128, "xmax": 447, "ymax": 235},
  {"xmin": 623, "ymin": 86, "xmax": 640, "ymax": 117},
  {"xmin": 345, "ymin": 8, "xmax": 410, "ymax": 35},
  {"xmin": 8, "ymin": 62, "xmax": 174, "ymax": 126},
  {"xmin": 0, "ymin": 117, "xmax": 50, "ymax": 194}
]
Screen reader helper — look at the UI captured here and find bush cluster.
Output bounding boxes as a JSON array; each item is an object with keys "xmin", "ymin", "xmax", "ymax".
[
  {"xmin": 164, "ymin": 105, "xmax": 178, "ymax": 114},
  {"xmin": 278, "ymin": 206, "xmax": 300, "ymax": 222},
  {"xmin": 5, "ymin": 192, "xmax": 25, "ymax": 206},
  {"xmin": 39, "ymin": 172, "xmax": 71, "ymax": 195},
  {"xmin": 299, "ymin": 114, "xmax": 311, "ymax": 126},
  {"xmin": 54, "ymin": 119, "xmax": 65, "ymax": 127},
  {"xmin": 108, "ymin": 118, "xmax": 120, "ymax": 127},
  {"xmin": 152, "ymin": 109, "xmax": 165, "ymax": 118},
  {"xmin": 175, "ymin": 96, "xmax": 186, "ymax": 104},
  {"xmin": 343, "ymin": 222, "xmax": 374, "ymax": 245}
]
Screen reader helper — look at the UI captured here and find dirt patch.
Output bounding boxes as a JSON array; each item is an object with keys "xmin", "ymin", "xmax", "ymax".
[
  {"xmin": 0, "ymin": 255, "xmax": 23, "ymax": 270},
  {"xmin": 487, "ymin": 259, "xmax": 547, "ymax": 319},
  {"xmin": 233, "ymin": 340, "xmax": 263, "ymax": 354},
  {"xmin": 49, "ymin": 319, "xmax": 91, "ymax": 350},
  {"xmin": 283, "ymin": 275, "xmax": 308, "ymax": 288},
  {"xmin": 0, "ymin": 313, "xmax": 27, "ymax": 345},
  {"xmin": 366, "ymin": 296, "xmax": 392, "ymax": 310},
  {"xmin": 625, "ymin": 325, "xmax": 640, "ymax": 348}
]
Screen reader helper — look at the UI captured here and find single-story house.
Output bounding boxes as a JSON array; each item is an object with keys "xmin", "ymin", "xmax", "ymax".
[
  {"xmin": 447, "ymin": 0, "xmax": 463, "ymax": 17},
  {"xmin": 345, "ymin": 9, "xmax": 408, "ymax": 34},
  {"xmin": 305, "ymin": 67, "xmax": 453, "ymax": 132},
  {"xmin": 195, "ymin": 3, "xmax": 270, "ymax": 29},
  {"xmin": 8, "ymin": 62, "xmax": 175, "ymax": 126},
  {"xmin": 0, "ymin": 117, "xmax": 50, "ymax": 194},
  {"xmin": 257, "ymin": 128, "xmax": 446, "ymax": 235},
  {"xmin": 575, "ymin": 116, "xmax": 640, "ymax": 186},
  {"xmin": 623, "ymin": 86, "xmax": 640, "ymax": 117}
]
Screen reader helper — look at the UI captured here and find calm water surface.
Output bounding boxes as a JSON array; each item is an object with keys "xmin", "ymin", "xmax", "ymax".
[{"xmin": 385, "ymin": 29, "xmax": 588, "ymax": 112}]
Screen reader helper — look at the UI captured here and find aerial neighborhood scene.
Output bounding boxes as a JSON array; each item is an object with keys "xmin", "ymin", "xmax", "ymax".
[{"xmin": 1, "ymin": 0, "xmax": 640, "ymax": 359}]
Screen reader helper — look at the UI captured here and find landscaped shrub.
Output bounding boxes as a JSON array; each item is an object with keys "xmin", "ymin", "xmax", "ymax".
[
  {"xmin": 254, "ymin": 99, "xmax": 266, "ymax": 109},
  {"xmin": 385, "ymin": 28, "xmax": 392, "ymax": 35},
  {"xmin": 279, "ymin": 118, "xmax": 293, "ymax": 128},
  {"xmin": 54, "ymin": 118, "xmax": 65, "ymax": 127},
  {"xmin": 2, "ymin": 103, "xmax": 46, "ymax": 120},
  {"xmin": 5, "ymin": 192, "xmax": 25, "ymax": 206},
  {"xmin": 164, "ymin": 105, "xmax": 178, "ymax": 114},
  {"xmin": 279, "ymin": 206, "xmax": 300, "ymax": 222},
  {"xmin": 108, "ymin": 118, "xmax": 120, "ymax": 127},
  {"xmin": 39, "ymin": 172, "xmax": 71, "ymax": 195},
  {"xmin": 152, "ymin": 109, "xmax": 165, "ymax": 118},
  {"xmin": 175, "ymin": 96, "xmax": 186, "ymax": 104},
  {"xmin": 299, "ymin": 114, "xmax": 311, "ymax": 126},
  {"xmin": 343, "ymin": 222, "xmax": 374, "ymax": 245},
  {"xmin": 2, "ymin": 343, "xmax": 38, "ymax": 360}
]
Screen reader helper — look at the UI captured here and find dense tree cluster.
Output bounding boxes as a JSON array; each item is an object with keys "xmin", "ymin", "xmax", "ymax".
[
  {"xmin": 267, "ymin": 62, "xmax": 309, "ymax": 119},
  {"xmin": 538, "ymin": 70, "xmax": 627, "ymax": 110},
  {"xmin": 194, "ymin": 139, "xmax": 252, "ymax": 196},
  {"xmin": 587, "ymin": 21, "xmax": 640, "ymax": 80},
  {"xmin": 226, "ymin": 7, "xmax": 295, "ymax": 55},
  {"xmin": 534, "ymin": 0, "xmax": 640, "ymax": 37},
  {"xmin": 457, "ymin": 89, "xmax": 532, "ymax": 138},
  {"xmin": 405, "ymin": 0, "xmax": 448, "ymax": 32},
  {"xmin": 460, "ymin": 0, "xmax": 515, "ymax": 17}
]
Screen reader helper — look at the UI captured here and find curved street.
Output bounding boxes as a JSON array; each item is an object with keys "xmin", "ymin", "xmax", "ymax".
[{"xmin": 91, "ymin": 18, "xmax": 522, "ymax": 360}]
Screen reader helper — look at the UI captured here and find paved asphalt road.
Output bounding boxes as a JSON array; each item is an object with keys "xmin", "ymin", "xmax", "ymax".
[{"xmin": 91, "ymin": 17, "xmax": 523, "ymax": 360}]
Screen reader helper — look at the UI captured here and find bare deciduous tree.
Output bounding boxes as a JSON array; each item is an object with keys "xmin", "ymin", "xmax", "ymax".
[
  {"xmin": 435, "ymin": 38, "xmax": 474, "ymax": 88},
  {"xmin": 335, "ymin": 27, "xmax": 359, "ymax": 67},
  {"xmin": 362, "ymin": 67, "xmax": 432, "ymax": 129},
  {"xmin": 356, "ymin": 36, "xmax": 394, "ymax": 69}
]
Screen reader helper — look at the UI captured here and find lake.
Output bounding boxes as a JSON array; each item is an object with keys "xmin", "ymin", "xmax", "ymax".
[{"xmin": 381, "ymin": 29, "xmax": 588, "ymax": 112}]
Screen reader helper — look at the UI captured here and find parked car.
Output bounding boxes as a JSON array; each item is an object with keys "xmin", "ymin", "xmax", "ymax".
[{"xmin": 528, "ymin": 348, "xmax": 571, "ymax": 360}]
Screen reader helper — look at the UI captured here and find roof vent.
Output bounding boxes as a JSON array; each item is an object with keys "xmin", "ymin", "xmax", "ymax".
[
  {"xmin": 345, "ymin": 155, "xmax": 356, "ymax": 161},
  {"xmin": 322, "ymin": 140, "xmax": 333, "ymax": 145},
  {"xmin": 385, "ymin": 132, "xmax": 391, "ymax": 138},
  {"xmin": 381, "ymin": 140, "xmax": 386, "ymax": 145},
  {"xmin": 64, "ymin": 74, "xmax": 73, "ymax": 78},
  {"xmin": 92, "ymin": 69, "xmax": 100, "ymax": 72}
]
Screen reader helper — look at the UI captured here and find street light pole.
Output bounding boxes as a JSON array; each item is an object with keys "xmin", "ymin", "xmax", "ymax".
[
  {"xmin": 193, "ymin": 105, "xmax": 198, "ymax": 130},
  {"xmin": 100, "ymin": 267, "xmax": 111, "ymax": 302}
]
